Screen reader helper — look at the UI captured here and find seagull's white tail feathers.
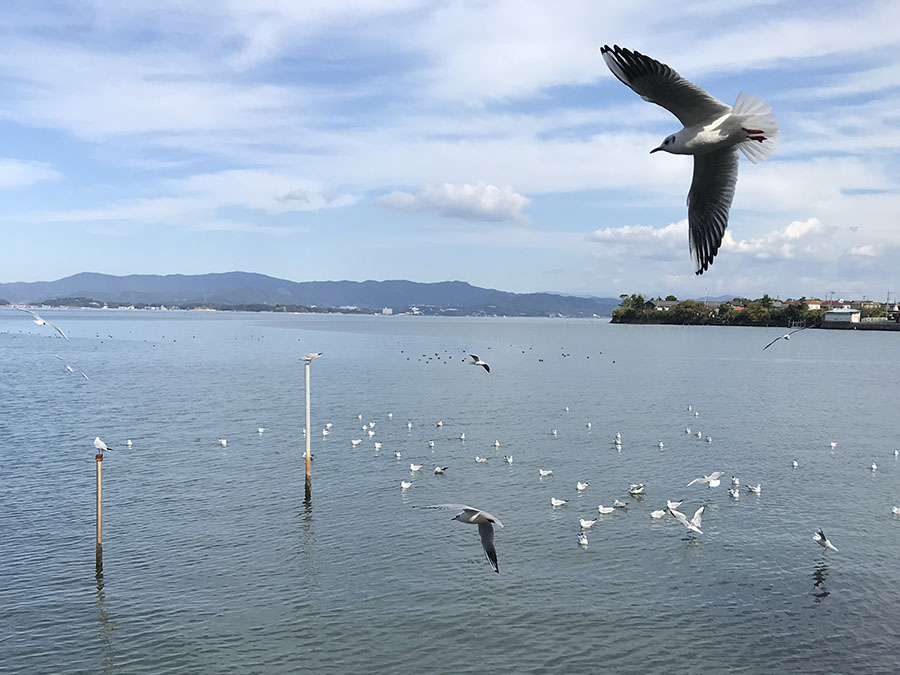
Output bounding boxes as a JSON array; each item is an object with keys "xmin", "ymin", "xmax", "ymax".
[{"xmin": 732, "ymin": 91, "xmax": 779, "ymax": 164}]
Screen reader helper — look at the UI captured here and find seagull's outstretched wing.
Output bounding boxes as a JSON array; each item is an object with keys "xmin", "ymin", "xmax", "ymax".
[
  {"xmin": 708, "ymin": 472, "xmax": 724, "ymax": 481},
  {"xmin": 788, "ymin": 327, "xmax": 809, "ymax": 337},
  {"xmin": 762, "ymin": 335, "xmax": 783, "ymax": 351},
  {"xmin": 469, "ymin": 354, "xmax": 480, "ymax": 363},
  {"xmin": 688, "ymin": 147, "xmax": 739, "ymax": 275},
  {"xmin": 480, "ymin": 362, "xmax": 490, "ymax": 373},
  {"xmin": 600, "ymin": 45, "xmax": 730, "ymax": 127},
  {"xmin": 686, "ymin": 477, "xmax": 706, "ymax": 487},
  {"xmin": 478, "ymin": 522, "xmax": 499, "ymax": 573},
  {"xmin": 690, "ymin": 506, "xmax": 705, "ymax": 529},
  {"xmin": 670, "ymin": 509, "xmax": 691, "ymax": 528}
]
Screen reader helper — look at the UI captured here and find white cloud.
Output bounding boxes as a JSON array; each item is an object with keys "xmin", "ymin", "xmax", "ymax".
[
  {"xmin": 376, "ymin": 182, "xmax": 531, "ymax": 222},
  {"xmin": 849, "ymin": 244, "xmax": 881, "ymax": 257},
  {"xmin": 584, "ymin": 220, "xmax": 687, "ymax": 260},
  {"xmin": 721, "ymin": 217, "xmax": 839, "ymax": 261},
  {"xmin": 0, "ymin": 159, "xmax": 58, "ymax": 188}
]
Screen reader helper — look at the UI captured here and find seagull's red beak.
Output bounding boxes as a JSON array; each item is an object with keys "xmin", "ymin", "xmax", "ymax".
[{"xmin": 650, "ymin": 146, "xmax": 663, "ymax": 154}]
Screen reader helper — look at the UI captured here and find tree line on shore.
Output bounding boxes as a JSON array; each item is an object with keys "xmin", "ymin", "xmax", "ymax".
[{"xmin": 611, "ymin": 294, "xmax": 827, "ymax": 327}]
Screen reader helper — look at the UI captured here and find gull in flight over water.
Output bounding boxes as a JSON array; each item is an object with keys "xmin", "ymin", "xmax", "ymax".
[
  {"xmin": 687, "ymin": 471, "xmax": 724, "ymax": 488},
  {"xmin": 813, "ymin": 529, "xmax": 838, "ymax": 554},
  {"xmin": 601, "ymin": 45, "xmax": 779, "ymax": 274},
  {"xmin": 671, "ymin": 506, "xmax": 705, "ymax": 534},
  {"xmin": 763, "ymin": 327, "xmax": 808, "ymax": 351},
  {"xmin": 53, "ymin": 355, "xmax": 89, "ymax": 380},
  {"xmin": 468, "ymin": 354, "xmax": 490, "ymax": 373},
  {"xmin": 18, "ymin": 308, "xmax": 69, "ymax": 340},
  {"xmin": 670, "ymin": 506, "xmax": 705, "ymax": 535},
  {"xmin": 418, "ymin": 504, "xmax": 503, "ymax": 573}
]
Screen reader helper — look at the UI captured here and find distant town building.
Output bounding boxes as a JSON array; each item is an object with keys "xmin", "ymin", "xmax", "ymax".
[
  {"xmin": 382, "ymin": 307, "xmax": 393, "ymax": 315},
  {"xmin": 824, "ymin": 308, "xmax": 860, "ymax": 323}
]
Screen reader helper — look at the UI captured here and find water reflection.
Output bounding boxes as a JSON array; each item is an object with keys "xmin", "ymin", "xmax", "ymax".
[
  {"xmin": 812, "ymin": 561, "xmax": 831, "ymax": 602},
  {"xmin": 95, "ymin": 570, "xmax": 117, "ymax": 672}
]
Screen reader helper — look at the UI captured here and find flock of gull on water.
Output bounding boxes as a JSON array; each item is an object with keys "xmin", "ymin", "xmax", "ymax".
[{"xmin": 13, "ymin": 308, "xmax": 899, "ymax": 575}]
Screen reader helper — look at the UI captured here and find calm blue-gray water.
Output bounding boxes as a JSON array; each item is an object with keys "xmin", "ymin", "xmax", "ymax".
[{"xmin": 2, "ymin": 310, "xmax": 899, "ymax": 674}]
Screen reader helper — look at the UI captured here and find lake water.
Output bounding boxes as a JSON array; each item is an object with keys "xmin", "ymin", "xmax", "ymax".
[{"xmin": 2, "ymin": 310, "xmax": 899, "ymax": 674}]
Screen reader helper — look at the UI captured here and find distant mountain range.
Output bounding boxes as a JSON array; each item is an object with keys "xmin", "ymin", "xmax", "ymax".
[{"xmin": 0, "ymin": 272, "xmax": 620, "ymax": 317}]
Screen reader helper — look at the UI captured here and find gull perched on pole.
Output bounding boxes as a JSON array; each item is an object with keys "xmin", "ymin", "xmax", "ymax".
[
  {"xmin": 17, "ymin": 308, "xmax": 69, "ymax": 340},
  {"xmin": 600, "ymin": 45, "xmax": 779, "ymax": 274}
]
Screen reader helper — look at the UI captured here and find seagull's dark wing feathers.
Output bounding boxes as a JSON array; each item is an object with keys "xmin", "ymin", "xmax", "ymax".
[
  {"xmin": 478, "ymin": 522, "xmax": 499, "ymax": 573},
  {"xmin": 600, "ymin": 45, "xmax": 730, "ymax": 127},
  {"xmin": 688, "ymin": 147, "xmax": 739, "ymax": 275}
]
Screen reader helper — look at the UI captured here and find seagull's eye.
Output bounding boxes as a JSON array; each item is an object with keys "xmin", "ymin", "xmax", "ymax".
[{"xmin": 664, "ymin": 139, "xmax": 669, "ymax": 145}]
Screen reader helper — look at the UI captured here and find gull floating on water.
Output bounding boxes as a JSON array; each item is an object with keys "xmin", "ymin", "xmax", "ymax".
[
  {"xmin": 578, "ymin": 532, "xmax": 589, "ymax": 547},
  {"xmin": 407, "ymin": 421, "xmax": 413, "ymax": 430},
  {"xmin": 551, "ymin": 497, "xmax": 567, "ymax": 507},
  {"xmin": 459, "ymin": 433, "xmax": 466, "ymax": 441},
  {"xmin": 475, "ymin": 456, "xmax": 487, "ymax": 463},
  {"xmin": 813, "ymin": 529, "xmax": 838, "ymax": 554},
  {"xmin": 731, "ymin": 476, "xmax": 740, "ymax": 486},
  {"xmin": 706, "ymin": 436, "xmax": 712, "ymax": 443},
  {"xmin": 322, "ymin": 429, "xmax": 329, "ymax": 436},
  {"xmin": 892, "ymin": 506, "xmax": 900, "ymax": 516},
  {"xmin": 401, "ymin": 481, "xmax": 411, "ymax": 490},
  {"xmin": 629, "ymin": 483, "xmax": 645, "ymax": 495},
  {"xmin": 434, "ymin": 466, "xmax": 447, "ymax": 475},
  {"xmin": 468, "ymin": 354, "xmax": 490, "ymax": 373},
  {"xmin": 792, "ymin": 460, "xmax": 799, "ymax": 468},
  {"xmin": 685, "ymin": 427, "xmax": 691, "ymax": 434},
  {"xmin": 670, "ymin": 506, "xmax": 705, "ymax": 535},
  {"xmin": 695, "ymin": 431, "xmax": 702, "ymax": 438},
  {"xmin": 586, "ymin": 422, "xmax": 592, "ymax": 429},
  {"xmin": 830, "ymin": 441, "xmax": 837, "ymax": 449},
  {"xmin": 493, "ymin": 440, "xmax": 500, "ymax": 448},
  {"xmin": 871, "ymin": 462, "xmax": 878, "ymax": 471},
  {"xmin": 658, "ymin": 441, "xmax": 665, "ymax": 449},
  {"xmin": 394, "ymin": 451, "xmax": 402, "ymax": 459},
  {"xmin": 576, "ymin": 481, "xmax": 589, "ymax": 491},
  {"xmin": 374, "ymin": 441, "xmax": 382, "ymax": 450},
  {"xmin": 551, "ymin": 429, "xmax": 558, "ymax": 437},
  {"xmin": 17, "ymin": 308, "xmax": 69, "ymax": 340},
  {"xmin": 257, "ymin": 427, "xmax": 265, "ymax": 434},
  {"xmin": 763, "ymin": 328, "xmax": 808, "ymax": 351},
  {"xmin": 597, "ymin": 505, "xmax": 615, "ymax": 515},
  {"xmin": 410, "ymin": 463, "xmax": 422, "ymax": 472},
  {"xmin": 388, "ymin": 412, "xmax": 393, "ymax": 419},
  {"xmin": 580, "ymin": 518, "xmax": 597, "ymax": 529},
  {"xmin": 504, "ymin": 455, "xmax": 513, "ymax": 464},
  {"xmin": 436, "ymin": 421, "xmax": 443, "ymax": 428},
  {"xmin": 428, "ymin": 440, "xmax": 435, "ymax": 448},
  {"xmin": 218, "ymin": 439, "xmax": 227, "ymax": 447},
  {"xmin": 126, "ymin": 439, "xmax": 132, "ymax": 447},
  {"xmin": 728, "ymin": 488, "xmax": 740, "ymax": 499},
  {"xmin": 351, "ymin": 439, "xmax": 362, "ymax": 446},
  {"xmin": 539, "ymin": 469, "xmax": 553, "ymax": 477},
  {"xmin": 687, "ymin": 471, "xmax": 724, "ymax": 488},
  {"xmin": 613, "ymin": 499, "xmax": 628, "ymax": 509},
  {"xmin": 650, "ymin": 509, "xmax": 666, "ymax": 519},
  {"xmin": 746, "ymin": 483, "xmax": 761, "ymax": 494},
  {"xmin": 418, "ymin": 504, "xmax": 503, "ymax": 573}
]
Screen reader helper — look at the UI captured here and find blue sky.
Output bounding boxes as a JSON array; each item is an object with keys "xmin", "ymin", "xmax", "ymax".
[{"xmin": 1, "ymin": 1, "xmax": 898, "ymax": 301}]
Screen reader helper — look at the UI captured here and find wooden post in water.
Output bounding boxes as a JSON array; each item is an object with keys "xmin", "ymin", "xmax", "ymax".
[
  {"xmin": 95, "ymin": 452, "xmax": 103, "ymax": 572},
  {"xmin": 304, "ymin": 359, "xmax": 312, "ymax": 484},
  {"xmin": 301, "ymin": 352, "xmax": 321, "ymax": 496}
]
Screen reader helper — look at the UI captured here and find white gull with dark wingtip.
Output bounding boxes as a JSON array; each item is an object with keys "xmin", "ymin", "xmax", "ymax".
[
  {"xmin": 418, "ymin": 504, "xmax": 503, "ymax": 573},
  {"xmin": 600, "ymin": 45, "xmax": 779, "ymax": 275}
]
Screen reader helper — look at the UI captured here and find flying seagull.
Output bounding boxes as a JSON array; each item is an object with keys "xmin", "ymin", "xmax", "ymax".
[
  {"xmin": 687, "ymin": 471, "xmax": 724, "ymax": 488},
  {"xmin": 53, "ymin": 355, "xmax": 89, "ymax": 380},
  {"xmin": 813, "ymin": 529, "xmax": 838, "ymax": 554},
  {"xmin": 600, "ymin": 45, "xmax": 779, "ymax": 274},
  {"xmin": 418, "ymin": 504, "xmax": 503, "ymax": 573},
  {"xmin": 17, "ymin": 308, "xmax": 69, "ymax": 340},
  {"xmin": 469, "ymin": 354, "xmax": 490, "ymax": 373},
  {"xmin": 670, "ymin": 505, "xmax": 705, "ymax": 535},
  {"xmin": 763, "ymin": 327, "xmax": 808, "ymax": 351}
]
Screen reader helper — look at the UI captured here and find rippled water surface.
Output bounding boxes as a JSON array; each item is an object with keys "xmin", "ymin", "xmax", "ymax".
[{"xmin": 2, "ymin": 310, "xmax": 900, "ymax": 673}]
